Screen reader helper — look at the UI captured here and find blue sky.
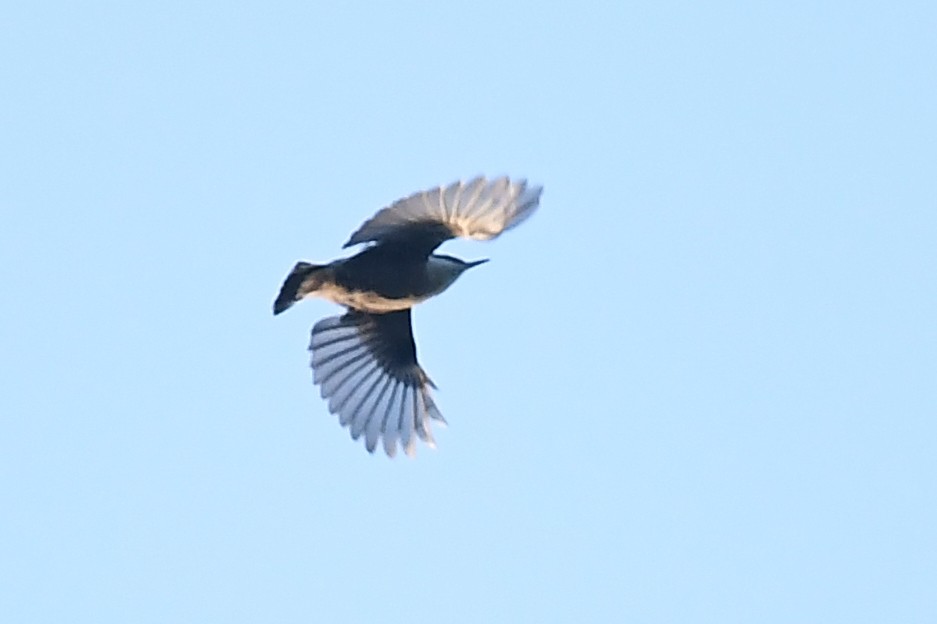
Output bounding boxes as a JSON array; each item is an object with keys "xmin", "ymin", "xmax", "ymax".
[{"xmin": 2, "ymin": 1, "xmax": 935, "ymax": 622}]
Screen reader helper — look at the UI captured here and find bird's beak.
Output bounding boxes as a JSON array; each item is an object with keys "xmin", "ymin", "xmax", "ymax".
[{"xmin": 466, "ymin": 258, "xmax": 489, "ymax": 269}]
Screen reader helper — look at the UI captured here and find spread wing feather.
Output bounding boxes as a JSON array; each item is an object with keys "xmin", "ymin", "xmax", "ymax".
[
  {"xmin": 308, "ymin": 310, "xmax": 444, "ymax": 457},
  {"xmin": 344, "ymin": 176, "xmax": 542, "ymax": 250}
]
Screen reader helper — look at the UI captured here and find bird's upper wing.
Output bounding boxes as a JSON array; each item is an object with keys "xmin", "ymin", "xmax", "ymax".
[
  {"xmin": 308, "ymin": 309, "xmax": 445, "ymax": 457},
  {"xmin": 343, "ymin": 176, "xmax": 542, "ymax": 250}
]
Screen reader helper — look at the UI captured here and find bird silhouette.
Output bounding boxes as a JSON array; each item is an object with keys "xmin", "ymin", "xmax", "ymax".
[{"xmin": 274, "ymin": 176, "xmax": 542, "ymax": 456}]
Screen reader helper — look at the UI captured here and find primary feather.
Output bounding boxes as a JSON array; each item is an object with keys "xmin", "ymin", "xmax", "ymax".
[{"xmin": 344, "ymin": 176, "xmax": 542, "ymax": 249}]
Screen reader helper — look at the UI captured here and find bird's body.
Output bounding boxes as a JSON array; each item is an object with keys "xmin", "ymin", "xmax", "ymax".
[
  {"xmin": 274, "ymin": 176, "xmax": 542, "ymax": 457},
  {"xmin": 276, "ymin": 252, "xmax": 484, "ymax": 314}
]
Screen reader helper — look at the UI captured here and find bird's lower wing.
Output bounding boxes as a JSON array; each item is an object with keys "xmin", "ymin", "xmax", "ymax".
[
  {"xmin": 308, "ymin": 310, "xmax": 445, "ymax": 457},
  {"xmin": 343, "ymin": 176, "xmax": 542, "ymax": 248}
]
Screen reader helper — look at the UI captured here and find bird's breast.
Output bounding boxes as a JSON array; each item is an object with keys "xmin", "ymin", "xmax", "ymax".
[
  {"xmin": 315, "ymin": 251, "xmax": 458, "ymax": 313},
  {"xmin": 314, "ymin": 281, "xmax": 425, "ymax": 313}
]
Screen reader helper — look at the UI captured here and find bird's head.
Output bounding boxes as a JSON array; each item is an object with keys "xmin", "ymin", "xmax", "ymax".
[{"xmin": 426, "ymin": 254, "xmax": 488, "ymax": 294}]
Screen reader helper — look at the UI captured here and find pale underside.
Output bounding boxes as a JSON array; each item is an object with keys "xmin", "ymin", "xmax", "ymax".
[{"xmin": 313, "ymin": 282, "xmax": 424, "ymax": 313}]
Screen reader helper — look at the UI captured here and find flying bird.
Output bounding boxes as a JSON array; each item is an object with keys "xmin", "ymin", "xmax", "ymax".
[{"xmin": 274, "ymin": 176, "xmax": 542, "ymax": 457}]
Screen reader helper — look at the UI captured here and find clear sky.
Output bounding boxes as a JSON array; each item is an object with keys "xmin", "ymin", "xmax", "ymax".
[{"xmin": 2, "ymin": 2, "xmax": 935, "ymax": 622}]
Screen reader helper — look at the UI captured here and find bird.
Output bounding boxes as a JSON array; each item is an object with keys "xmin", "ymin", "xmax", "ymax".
[{"xmin": 274, "ymin": 176, "xmax": 542, "ymax": 457}]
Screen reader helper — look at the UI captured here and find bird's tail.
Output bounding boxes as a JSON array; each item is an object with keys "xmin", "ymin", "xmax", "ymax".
[{"xmin": 273, "ymin": 262, "xmax": 326, "ymax": 315}]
